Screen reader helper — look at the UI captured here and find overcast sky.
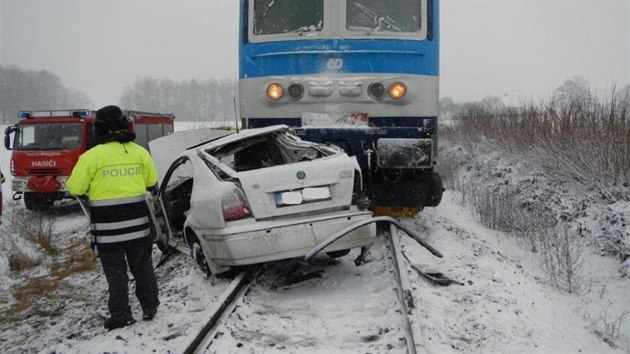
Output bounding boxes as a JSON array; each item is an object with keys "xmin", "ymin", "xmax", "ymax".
[{"xmin": 1, "ymin": 0, "xmax": 628, "ymax": 108}]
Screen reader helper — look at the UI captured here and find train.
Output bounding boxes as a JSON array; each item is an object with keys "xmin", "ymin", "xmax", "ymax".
[{"xmin": 238, "ymin": 0, "xmax": 444, "ymax": 216}]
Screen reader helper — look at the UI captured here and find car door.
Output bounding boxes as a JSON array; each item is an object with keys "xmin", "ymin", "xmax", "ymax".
[{"xmin": 148, "ymin": 156, "xmax": 195, "ymax": 251}]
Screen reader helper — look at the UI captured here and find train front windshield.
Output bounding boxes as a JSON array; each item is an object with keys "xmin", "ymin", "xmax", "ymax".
[
  {"xmin": 250, "ymin": 0, "xmax": 425, "ymax": 40},
  {"xmin": 346, "ymin": 0, "xmax": 421, "ymax": 33},
  {"xmin": 253, "ymin": 0, "xmax": 323, "ymax": 34}
]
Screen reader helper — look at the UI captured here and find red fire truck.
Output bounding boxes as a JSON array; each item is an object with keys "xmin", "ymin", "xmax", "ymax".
[{"xmin": 4, "ymin": 109, "xmax": 175, "ymax": 211}]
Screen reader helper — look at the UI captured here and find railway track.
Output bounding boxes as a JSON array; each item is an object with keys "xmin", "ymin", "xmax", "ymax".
[{"xmin": 181, "ymin": 222, "xmax": 437, "ymax": 354}]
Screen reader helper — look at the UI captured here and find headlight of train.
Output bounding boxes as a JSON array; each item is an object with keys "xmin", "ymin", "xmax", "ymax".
[
  {"xmin": 267, "ymin": 83, "xmax": 284, "ymax": 101},
  {"xmin": 389, "ymin": 82, "xmax": 407, "ymax": 100},
  {"xmin": 288, "ymin": 83, "xmax": 304, "ymax": 101},
  {"xmin": 368, "ymin": 82, "xmax": 385, "ymax": 99}
]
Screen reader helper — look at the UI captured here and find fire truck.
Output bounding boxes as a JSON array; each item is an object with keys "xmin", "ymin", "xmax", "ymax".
[{"xmin": 4, "ymin": 109, "xmax": 175, "ymax": 211}]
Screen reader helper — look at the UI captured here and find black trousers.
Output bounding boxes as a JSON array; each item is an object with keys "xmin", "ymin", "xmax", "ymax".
[{"xmin": 97, "ymin": 237, "xmax": 159, "ymax": 317}]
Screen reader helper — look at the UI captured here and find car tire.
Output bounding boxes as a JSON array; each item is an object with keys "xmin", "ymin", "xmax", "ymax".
[
  {"xmin": 187, "ymin": 232, "xmax": 211, "ymax": 277},
  {"xmin": 326, "ymin": 249, "xmax": 351, "ymax": 258}
]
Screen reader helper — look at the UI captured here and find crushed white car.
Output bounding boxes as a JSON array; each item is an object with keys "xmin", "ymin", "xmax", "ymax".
[{"xmin": 148, "ymin": 125, "xmax": 376, "ymax": 276}]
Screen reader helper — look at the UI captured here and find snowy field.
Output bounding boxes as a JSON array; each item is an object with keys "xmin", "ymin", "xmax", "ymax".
[{"xmin": 1, "ymin": 123, "xmax": 629, "ymax": 353}]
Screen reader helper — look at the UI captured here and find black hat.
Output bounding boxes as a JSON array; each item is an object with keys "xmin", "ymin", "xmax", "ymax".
[{"xmin": 95, "ymin": 105, "xmax": 129, "ymax": 134}]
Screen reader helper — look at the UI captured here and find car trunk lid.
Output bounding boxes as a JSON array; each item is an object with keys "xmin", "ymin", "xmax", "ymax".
[{"xmin": 236, "ymin": 154, "xmax": 356, "ymax": 219}]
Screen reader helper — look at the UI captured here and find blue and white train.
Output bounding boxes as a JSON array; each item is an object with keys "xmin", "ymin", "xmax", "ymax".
[{"xmin": 239, "ymin": 0, "xmax": 443, "ymax": 215}]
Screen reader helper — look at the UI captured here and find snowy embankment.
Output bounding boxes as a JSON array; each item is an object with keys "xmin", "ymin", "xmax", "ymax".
[
  {"xmin": 1, "ymin": 190, "xmax": 627, "ymax": 353},
  {"xmin": 0, "ymin": 124, "xmax": 629, "ymax": 353}
]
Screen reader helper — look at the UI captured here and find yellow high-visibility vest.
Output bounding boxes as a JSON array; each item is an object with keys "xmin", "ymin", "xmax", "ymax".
[{"xmin": 67, "ymin": 141, "xmax": 158, "ymax": 201}]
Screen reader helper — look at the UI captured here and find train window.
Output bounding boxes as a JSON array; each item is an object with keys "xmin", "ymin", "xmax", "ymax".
[
  {"xmin": 346, "ymin": 0, "xmax": 421, "ymax": 33},
  {"xmin": 253, "ymin": 0, "xmax": 323, "ymax": 35}
]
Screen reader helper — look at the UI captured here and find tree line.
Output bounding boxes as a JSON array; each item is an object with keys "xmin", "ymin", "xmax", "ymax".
[
  {"xmin": 0, "ymin": 66, "xmax": 238, "ymax": 124},
  {"xmin": 0, "ymin": 65, "xmax": 92, "ymax": 123},
  {"xmin": 119, "ymin": 76, "xmax": 238, "ymax": 123},
  {"xmin": 440, "ymin": 76, "xmax": 630, "ymax": 120}
]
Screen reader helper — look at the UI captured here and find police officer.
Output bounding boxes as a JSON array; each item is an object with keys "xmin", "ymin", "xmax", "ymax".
[{"xmin": 67, "ymin": 105, "xmax": 159, "ymax": 330}]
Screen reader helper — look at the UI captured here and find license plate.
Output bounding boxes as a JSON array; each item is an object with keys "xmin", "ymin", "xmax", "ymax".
[
  {"xmin": 275, "ymin": 187, "xmax": 331, "ymax": 206},
  {"xmin": 12, "ymin": 179, "xmax": 26, "ymax": 191}
]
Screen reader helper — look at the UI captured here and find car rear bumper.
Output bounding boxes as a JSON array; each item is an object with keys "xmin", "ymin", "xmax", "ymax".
[{"xmin": 198, "ymin": 209, "xmax": 375, "ymax": 266}]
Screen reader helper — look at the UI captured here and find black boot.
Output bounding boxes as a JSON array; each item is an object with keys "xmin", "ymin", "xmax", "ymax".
[
  {"xmin": 104, "ymin": 314, "xmax": 136, "ymax": 330},
  {"xmin": 142, "ymin": 306, "xmax": 158, "ymax": 321}
]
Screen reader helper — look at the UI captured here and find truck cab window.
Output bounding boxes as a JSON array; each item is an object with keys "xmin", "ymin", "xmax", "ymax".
[
  {"xmin": 15, "ymin": 123, "xmax": 82, "ymax": 151},
  {"xmin": 87, "ymin": 123, "xmax": 96, "ymax": 149}
]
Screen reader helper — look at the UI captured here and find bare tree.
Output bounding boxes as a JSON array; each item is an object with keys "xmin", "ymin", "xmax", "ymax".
[{"xmin": 119, "ymin": 76, "xmax": 238, "ymax": 122}]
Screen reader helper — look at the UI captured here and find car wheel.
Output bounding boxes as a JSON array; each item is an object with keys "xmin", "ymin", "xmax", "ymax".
[
  {"xmin": 326, "ymin": 249, "xmax": 351, "ymax": 258},
  {"xmin": 187, "ymin": 233, "xmax": 211, "ymax": 277}
]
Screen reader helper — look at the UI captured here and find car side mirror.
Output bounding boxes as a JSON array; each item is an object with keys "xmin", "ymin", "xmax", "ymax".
[{"xmin": 4, "ymin": 125, "xmax": 16, "ymax": 150}]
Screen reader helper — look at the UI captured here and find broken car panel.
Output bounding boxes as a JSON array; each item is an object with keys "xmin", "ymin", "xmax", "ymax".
[{"xmin": 148, "ymin": 125, "xmax": 375, "ymax": 276}]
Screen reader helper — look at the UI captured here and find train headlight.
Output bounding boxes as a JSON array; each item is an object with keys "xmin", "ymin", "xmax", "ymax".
[
  {"xmin": 288, "ymin": 83, "xmax": 304, "ymax": 101},
  {"xmin": 266, "ymin": 83, "xmax": 284, "ymax": 101},
  {"xmin": 389, "ymin": 82, "xmax": 407, "ymax": 100},
  {"xmin": 368, "ymin": 82, "xmax": 385, "ymax": 99}
]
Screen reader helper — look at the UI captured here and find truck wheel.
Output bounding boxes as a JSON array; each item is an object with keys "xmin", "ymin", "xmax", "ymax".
[{"xmin": 24, "ymin": 192, "xmax": 53, "ymax": 211}]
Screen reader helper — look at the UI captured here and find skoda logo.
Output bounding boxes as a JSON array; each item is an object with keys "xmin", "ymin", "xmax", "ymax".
[{"xmin": 296, "ymin": 171, "xmax": 306, "ymax": 180}]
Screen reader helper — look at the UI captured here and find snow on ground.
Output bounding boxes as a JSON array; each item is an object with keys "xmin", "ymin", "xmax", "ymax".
[
  {"xmin": 400, "ymin": 193, "xmax": 630, "ymax": 353},
  {"xmin": 1, "ymin": 123, "xmax": 629, "ymax": 353},
  {"xmin": 209, "ymin": 235, "xmax": 408, "ymax": 353},
  {"xmin": 1, "ymin": 189, "xmax": 628, "ymax": 353},
  {"xmin": 0, "ymin": 200, "xmax": 233, "ymax": 353}
]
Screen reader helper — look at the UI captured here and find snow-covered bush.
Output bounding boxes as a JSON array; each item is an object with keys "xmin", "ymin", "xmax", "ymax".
[
  {"xmin": 538, "ymin": 225, "xmax": 586, "ymax": 293},
  {"xmin": 0, "ymin": 201, "xmax": 55, "ymax": 276},
  {"xmin": 439, "ymin": 90, "xmax": 630, "ymax": 278}
]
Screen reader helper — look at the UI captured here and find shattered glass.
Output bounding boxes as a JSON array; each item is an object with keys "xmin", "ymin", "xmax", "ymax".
[
  {"xmin": 346, "ymin": 0, "xmax": 421, "ymax": 33},
  {"xmin": 254, "ymin": 0, "xmax": 324, "ymax": 35}
]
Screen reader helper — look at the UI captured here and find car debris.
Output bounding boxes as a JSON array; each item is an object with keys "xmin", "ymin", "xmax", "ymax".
[{"xmin": 148, "ymin": 125, "xmax": 376, "ymax": 276}]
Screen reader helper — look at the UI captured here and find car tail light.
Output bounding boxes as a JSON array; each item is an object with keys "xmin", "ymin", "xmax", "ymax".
[{"xmin": 221, "ymin": 186, "xmax": 252, "ymax": 221}]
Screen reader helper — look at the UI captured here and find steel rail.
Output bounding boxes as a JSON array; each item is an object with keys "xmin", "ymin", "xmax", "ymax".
[
  {"xmin": 182, "ymin": 269, "xmax": 257, "ymax": 354},
  {"xmin": 183, "ymin": 219, "xmax": 434, "ymax": 354},
  {"xmin": 387, "ymin": 223, "xmax": 429, "ymax": 354}
]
